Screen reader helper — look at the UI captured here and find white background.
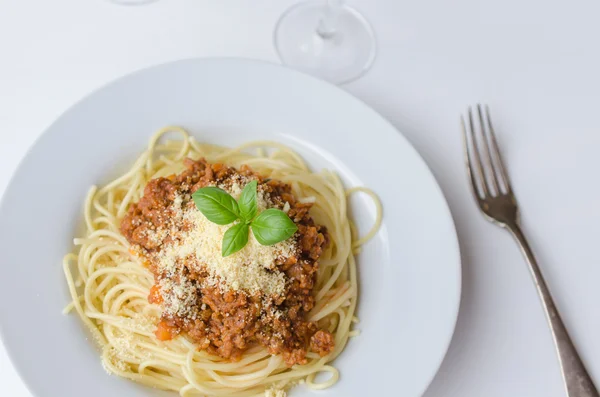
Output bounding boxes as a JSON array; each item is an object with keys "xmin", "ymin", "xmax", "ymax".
[{"xmin": 1, "ymin": 0, "xmax": 599, "ymax": 396}]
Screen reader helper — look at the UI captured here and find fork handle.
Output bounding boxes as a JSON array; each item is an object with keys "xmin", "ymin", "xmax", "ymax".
[{"xmin": 508, "ymin": 224, "xmax": 599, "ymax": 397}]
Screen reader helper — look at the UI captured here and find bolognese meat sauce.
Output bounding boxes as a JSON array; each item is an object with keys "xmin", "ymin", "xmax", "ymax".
[{"xmin": 120, "ymin": 159, "xmax": 333, "ymax": 366}]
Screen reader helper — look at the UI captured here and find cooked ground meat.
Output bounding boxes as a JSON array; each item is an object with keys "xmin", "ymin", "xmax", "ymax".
[{"xmin": 121, "ymin": 158, "xmax": 333, "ymax": 366}]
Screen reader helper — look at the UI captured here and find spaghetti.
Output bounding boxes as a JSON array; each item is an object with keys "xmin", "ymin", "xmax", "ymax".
[{"xmin": 63, "ymin": 127, "xmax": 382, "ymax": 396}]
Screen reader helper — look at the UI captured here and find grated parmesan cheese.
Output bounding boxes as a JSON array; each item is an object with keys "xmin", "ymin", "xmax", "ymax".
[
  {"xmin": 298, "ymin": 196, "xmax": 316, "ymax": 204},
  {"xmin": 151, "ymin": 180, "xmax": 297, "ymax": 317},
  {"xmin": 100, "ymin": 313, "xmax": 158, "ymax": 373},
  {"xmin": 102, "ymin": 347, "xmax": 129, "ymax": 373},
  {"xmin": 265, "ymin": 387, "xmax": 287, "ymax": 397},
  {"xmin": 159, "ymin": 272, "xmax": 200, "ymax": 319}
]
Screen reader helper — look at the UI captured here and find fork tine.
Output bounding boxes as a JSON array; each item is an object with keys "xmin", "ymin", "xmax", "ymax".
[
  {"xmin": 484, "ymin": 105, "xmax": 512, "ymax": 192},
  {"xmin": 462, "ymin": 115, "xmax": 483, "ymax": 199},
  {"xmin": 467, "ymin": 107, "xmax": 489, "ymax": 196},
  {"xmin": 477, "ymin": 104, "xmax": 499, "ymax": 194}
]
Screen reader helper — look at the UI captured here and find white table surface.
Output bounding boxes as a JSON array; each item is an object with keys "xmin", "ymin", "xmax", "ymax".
[{"xmin": 2, "ymin": 0, "xmax": 600, "ymax": 396}]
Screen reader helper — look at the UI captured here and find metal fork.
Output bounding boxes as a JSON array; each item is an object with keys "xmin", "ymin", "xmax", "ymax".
[{"xmin": 462, "ymin": 104, "xmax": 599, "ymax": 397}]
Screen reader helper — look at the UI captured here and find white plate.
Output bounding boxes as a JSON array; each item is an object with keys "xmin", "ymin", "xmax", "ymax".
[{"xmin": 0, "ymin": 59, "xmax": 460, "ymax": 397}]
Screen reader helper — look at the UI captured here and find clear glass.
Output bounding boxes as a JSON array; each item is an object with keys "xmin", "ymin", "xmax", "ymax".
[
  {"xmin": 274, "ymin": 0, "xmax": 376, "ymax": 85},
  {"xmin": 108, "ymin": 0, "xmax": 159, "ymax": 5}
]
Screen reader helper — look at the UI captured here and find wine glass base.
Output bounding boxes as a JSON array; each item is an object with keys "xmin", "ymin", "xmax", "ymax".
[{"xmin": 274, "ymin": 2, "xmax": 376, "ymax": 85}]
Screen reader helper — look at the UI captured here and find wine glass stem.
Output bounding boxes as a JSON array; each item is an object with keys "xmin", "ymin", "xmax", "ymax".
[{"xmin": 317, "ymin": 0, "xmax": 344, "ymax": 38}]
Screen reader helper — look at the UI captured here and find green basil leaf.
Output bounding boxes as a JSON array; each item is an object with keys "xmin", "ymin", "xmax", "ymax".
[
  {"xmin": 238, "ymin": 180, "xmax": 258, "ymax": 221},
  {"xmin": 222, "ymin": 223, "xmax": 249, "ymax": 257},
  {"xmin": 251, "ymin": 208, "xmax": 298, "ymax": 246},
  {"xmin": 192, "ymin": 187, "xmax": 240, "ymax": 225}
]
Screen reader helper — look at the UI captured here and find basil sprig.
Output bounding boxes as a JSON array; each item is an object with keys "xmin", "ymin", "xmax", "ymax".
[{"xmin": 192, "ymin": 180, "xmax": 298, "ymax": 257}]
